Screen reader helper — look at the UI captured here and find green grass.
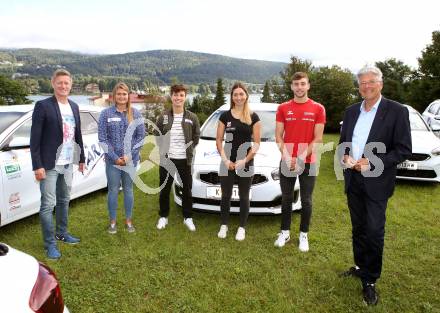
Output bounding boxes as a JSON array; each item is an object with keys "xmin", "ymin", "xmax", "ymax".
[{"xmin": 1, "ymin": 134, "xmax": 439, "ymax": 313}]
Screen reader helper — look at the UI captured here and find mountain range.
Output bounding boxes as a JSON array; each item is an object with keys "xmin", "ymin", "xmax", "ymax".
[{"xmin": 0, "ymin": 48, "xmax": 286, "ymax": 84}]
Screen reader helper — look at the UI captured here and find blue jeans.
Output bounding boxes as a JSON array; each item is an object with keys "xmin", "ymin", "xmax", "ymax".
[
  {"xmin": 106, "ymin": 161, "xmax": 134, "ymax": 221},
  {"xmin": 39, "ymin": 165, "xmax": 73, "ymax": 249}
]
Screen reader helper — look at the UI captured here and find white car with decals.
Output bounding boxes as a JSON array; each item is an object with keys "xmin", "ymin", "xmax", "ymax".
[
  {"xmin": 0, "ymin": 104, "xmax": 107, "ymax": 227},
  {"xmin": 174, "ymin": 103, "xmax": 301, "ymax": 214}
]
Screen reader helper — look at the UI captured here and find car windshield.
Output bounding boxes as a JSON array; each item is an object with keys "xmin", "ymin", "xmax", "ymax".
[
  {"xmin": 0, "ymin": 112, "xmax": 26, "ymax": 134},
  {"xmin": 200, "ymin": 110, "xmax": 276, "ymax": 141},
  {"xmin": 410, "ymin": 112, "xmax": 429, "ymax": 131}
]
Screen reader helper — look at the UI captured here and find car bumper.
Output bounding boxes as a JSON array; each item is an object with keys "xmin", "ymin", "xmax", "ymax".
[
  {"xmin": 396, "ymin": 157, "xmax": 440, "ymax": 182},
  {"xmin": 173, "ymin": 165, "xmax": 301, "ymax": 214}
]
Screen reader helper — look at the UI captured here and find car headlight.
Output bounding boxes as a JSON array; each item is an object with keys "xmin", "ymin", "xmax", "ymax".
[
  {"xmin": 271, "ymin": 169, "xmax": 280, "ymax": 180},
  {"xmin": 432, "ymin": 146, "xmax": 440, "ymax": 156}
]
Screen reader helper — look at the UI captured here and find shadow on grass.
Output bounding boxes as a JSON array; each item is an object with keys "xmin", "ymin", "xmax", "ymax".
[{"xmin": 396, "ymin": 179, "xmax": 439, "ymax": 189}]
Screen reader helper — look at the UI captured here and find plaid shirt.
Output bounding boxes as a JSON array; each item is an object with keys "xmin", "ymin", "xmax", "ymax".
[{"xmin": 98, "ymin": 106, "xmax": 145, "ymax": 164}]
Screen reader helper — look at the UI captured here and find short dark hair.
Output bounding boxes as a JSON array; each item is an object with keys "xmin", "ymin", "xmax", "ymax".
[
  {"xmin": 170, "ymin": 84, "xmax": 187, "ymax": 95},
  {"xmin": 291, "ymin": 72, "xmax": 309, "ymax": 82}
]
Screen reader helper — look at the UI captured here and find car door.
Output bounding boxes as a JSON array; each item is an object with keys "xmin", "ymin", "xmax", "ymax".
[
  {"xmin": 0, "ymin": 118, "xmax": 40, "ymax": 225},
  {"xmin": 71, "ymin": 111, "xmax": 106, "ymax": 198}
]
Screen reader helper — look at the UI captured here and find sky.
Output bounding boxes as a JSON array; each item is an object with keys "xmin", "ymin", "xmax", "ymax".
[{"xmin": 1, "ymin": 0, "xmax": 439, "ymax": 72}]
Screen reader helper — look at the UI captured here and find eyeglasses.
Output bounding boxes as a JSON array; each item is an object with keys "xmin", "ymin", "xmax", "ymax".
[{"xmin": 359, "ymin": 80, "xmax": 381, "ymax": 87}]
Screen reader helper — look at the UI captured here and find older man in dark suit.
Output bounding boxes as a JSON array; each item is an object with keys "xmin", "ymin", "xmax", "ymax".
[
  {"xmin": 338, "ymin": 65, "xmax": 412, "ymax": 305},
  {"xmin": 30, "ymin": 69, "xmax": 85, "ymax": 259}
]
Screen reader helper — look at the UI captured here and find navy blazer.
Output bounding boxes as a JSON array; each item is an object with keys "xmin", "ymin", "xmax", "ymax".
[
  {"xmin": 30, "ymin": 96, "xmax": 85, "ymax": 171},
  {"xmin": 338, "ymin": 97, "xmax": 412, "ymax": 200}
]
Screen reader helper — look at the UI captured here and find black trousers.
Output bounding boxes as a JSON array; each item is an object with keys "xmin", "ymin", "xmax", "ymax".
[
  {"xmin": 347, "ymin": 171, "xmax": 388, "ymax": 285},
  {"xmin": 159, "ymin": 158, "xmax": 193, "ymax": 218},
  {"xmin": 219, "ymin": 169, "xmax": 252, "ymax": 227},
  {"xmin": 280, "ymin": 162, "xmax": 316, "ymax": 232}
]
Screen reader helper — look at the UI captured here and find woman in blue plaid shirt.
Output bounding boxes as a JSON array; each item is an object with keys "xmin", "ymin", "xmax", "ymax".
[{"xmin": 98, "ymin": 82, "xmax": 145, "ymax": 234}]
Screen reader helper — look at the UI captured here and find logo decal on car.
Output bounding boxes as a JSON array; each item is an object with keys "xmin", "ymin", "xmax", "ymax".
[
  {"xmin": 8, "ymin": 192, "xmax": 21, "ymax": 211},
  {"xmin": 4, "ymin": 163, "xmax": 21, "ymax": 180},
  {"xmin": 203, "ymin": 150, "xmax": 220, "ymax": 158},
  {"xmin": 5, "ymin": 163, "xmax": 20, "ymax": 174}
]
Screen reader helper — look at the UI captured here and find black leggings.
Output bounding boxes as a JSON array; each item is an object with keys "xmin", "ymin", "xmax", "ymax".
[{"xmin": 219, "ymin": 169, "xmax": 252, "ymax": 227}]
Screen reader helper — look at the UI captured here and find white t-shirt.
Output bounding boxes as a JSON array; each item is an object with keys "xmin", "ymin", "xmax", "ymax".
[
  {"xmin": 56, "ymin": 102, "xmax": 76, "ymax": 165},
  {"xmin": 168, "ymin": 113, "xmax": 186, "ymax": 159}
]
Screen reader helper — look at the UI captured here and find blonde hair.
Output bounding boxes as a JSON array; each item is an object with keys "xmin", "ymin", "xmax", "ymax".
[
  {"xmin": 112, "ymin": 82, "xmax": 133, "ymax": 123},
  {"xmin": 51, "ymin": 69, "xmax": 72, "ymax": 81},
  {"xmin": 230, "ymin": 82, "xmax": 252, "ymax": 125}
]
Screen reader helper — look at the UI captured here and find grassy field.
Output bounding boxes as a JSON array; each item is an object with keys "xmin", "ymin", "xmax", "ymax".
[{"xmin": 1, "ymin": 134, "xmax": 439, "ymax": 313}]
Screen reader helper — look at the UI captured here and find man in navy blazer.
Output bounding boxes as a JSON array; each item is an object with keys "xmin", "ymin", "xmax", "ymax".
[
  {"xmin": 338, "ymin": 65, "xmax": 412, "ymax": 305},
  {"xmin": 30, "ymin": 69, "xmax": 85, "ymax": 259}
]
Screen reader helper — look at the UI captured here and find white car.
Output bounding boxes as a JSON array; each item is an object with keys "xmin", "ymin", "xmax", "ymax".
[
  {"xmin": 0, "ymin": 104, "xmax": 107, "ymax": 227},
  {"xmin": 397, "ymin": 105, "xmax": 440, "ymax": 182},
  {"xmin": 174, "ymin": 103, "xmax": 301, "ymax": 214},
  {"xmin": 421, "ymin": 99, "xmax": 440, "ymax": 136},
  {"xmin": 0, "ymin": 243, "xmax": 70, "ymax": 312}
]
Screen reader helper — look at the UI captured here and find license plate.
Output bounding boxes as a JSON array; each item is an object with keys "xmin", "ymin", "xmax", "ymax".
[
  {"xmin": 206, "ymin": 186, "xmax": 251, "ymax": 200},
  {"xmin": 397, "ymin": 161, "xmax": 418, "ymax": 170}
]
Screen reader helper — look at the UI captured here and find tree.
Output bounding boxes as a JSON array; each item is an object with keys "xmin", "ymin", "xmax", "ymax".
[
  {"xmin": 269, "ymin": 56, "xmax": 356, "ymax": 131},
  {"xmin": 408, "ymin": 30, "xmax": 440, "ymax": 111},
  {"xmin": 0, "ymin": 75, "xmax": 32, "ymax": 105},
  {"xmin": 418, "ymin": 31, "xmax": 440, "ymax": 80},
  {"xmin": 213, "ymin": 78, "xmax": 226, "ymax": 109},
  {"xmin": 272, "ymin": 56, "xmax": 313, "ymax": 103},
  {"xmin": 20, "ymin": 78, "xmax": 40, "ymax": 94},
  {"xmin": 261, "ymin": 81, "xmax": 273, "ymax": 103},
  {"xmin": 375, "ymin": 58, "xmax": 413, "ymax": 104},
  {"xmin": 197, "ymin": 83, "xmax": 210, "ymax": 95},
  {"xmin": 170, "ymin": 76, "xmax": 180, "ymax": 85},
  {"xmin": 190, "ymin": 94, "xmax": 213, "ymax": 124},
  {"xmin": 309, "ymin": 66, "xmax": 357, "ymax": 132},
  {"xmin": 38, "ymin": 78, "xmax": 52, "ymax": 93},
  {"xmin": 98, "ymin": 80, "xmax": 107, "ymax": 92}
]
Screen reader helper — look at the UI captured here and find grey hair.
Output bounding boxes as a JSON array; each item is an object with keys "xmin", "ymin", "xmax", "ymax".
[{"xmin": 357, "ymin": 65, "xmax": 383, "ymax": 82}]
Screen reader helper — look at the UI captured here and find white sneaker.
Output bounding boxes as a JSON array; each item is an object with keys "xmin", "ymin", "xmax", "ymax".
[
  {"xmin": 217, "ymin": 225, "xmax": 228, "ymax": 238},
  {"xmin": 299, "ymin": 232, "xmax": 309, "ymax": 252},
  {"xmin": 183, "ymin": 218, "xmax": 196, "ymax": 232},
  {"xmin": 274, "ymin": 231, "xmax": 290, "ymax": 247},
  {"xmin": 235, "ymin": 227, "xmax": 246, "ymax": 241},
  {"xmin": 156, "ymin": 217, "xmax": 168, "ymax": 230}
]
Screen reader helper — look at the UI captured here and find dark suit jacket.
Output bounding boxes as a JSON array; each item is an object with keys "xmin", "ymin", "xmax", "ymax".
[
  {"xmin": 338, "ymin": 97, "xmax": 412, "ymax": 200},
  {"xmin": 30, "ymin": 96, "xmax": 85, "ymax": 171}
]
